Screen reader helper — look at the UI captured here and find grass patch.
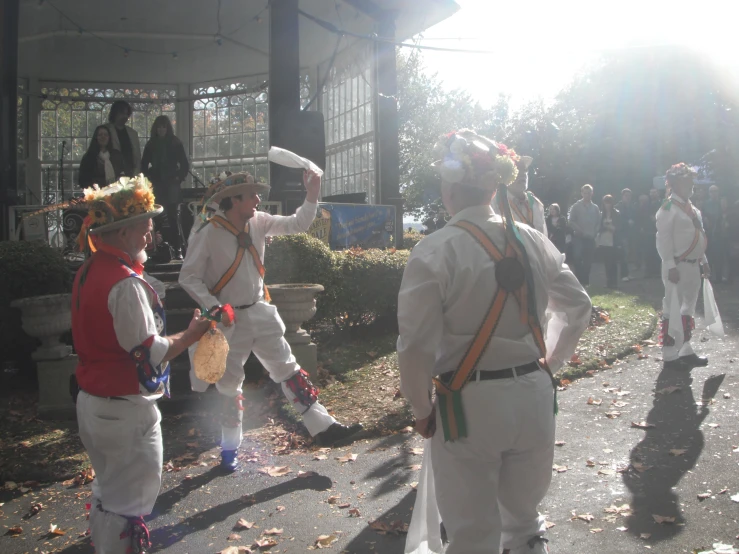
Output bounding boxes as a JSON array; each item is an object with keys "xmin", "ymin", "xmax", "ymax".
[
  {"xmin": 312, "ymin": 290, "xmax": 657, "ymax": 434},
  {"xmin": 556, "ymin": 288, "xmax": 658, "ymax": 382}
]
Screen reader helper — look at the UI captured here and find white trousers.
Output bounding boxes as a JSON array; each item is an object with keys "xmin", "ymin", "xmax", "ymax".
[
  {"xmin": 189, "ymin": 301, "xmax": 335, "ymax": 447},
  {"xmin": 429, "ymin": 370, "xmax": 555, "ymax": 554},
  {"xmin": 77, "ymin": 391, "xmax": 162, "ymax": 553},
  {"xmin": 661, "ymin": 263, "xmax": 701, "ymax": 361}
]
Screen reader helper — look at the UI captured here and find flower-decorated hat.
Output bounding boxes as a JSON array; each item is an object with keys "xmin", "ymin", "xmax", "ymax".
[
  {"xmin": 83, "ymin": 174, "xmax": 163, "ymax": 235},
  {"xmin": 432, "ymin": 129, "xmax": 521, "ymax": 190},
  {"xmin": 202, "ymin": 171, "xmax": 270, "ymax": 208},
  {"xmin": 665, "ymin": 162, "xmax": 697, "ymax": 183}
]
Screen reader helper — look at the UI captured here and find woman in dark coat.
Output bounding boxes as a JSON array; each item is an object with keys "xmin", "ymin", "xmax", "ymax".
[
  {"xmin": 78, "ymin": 125, "xmax": 125, "ymax": 188},
  {"xmin": 545, "ymin": 203, "xmax": 570, "ymax": 253},
  {"xmin": 141, "ymin": 115, "xmax": 189, "ymax": 259}
]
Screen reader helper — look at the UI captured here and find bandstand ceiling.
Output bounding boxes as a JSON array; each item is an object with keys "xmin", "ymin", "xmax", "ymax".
[{"xmin": 18, "ymin": 0, "xmax": 460, "ymax": 85}]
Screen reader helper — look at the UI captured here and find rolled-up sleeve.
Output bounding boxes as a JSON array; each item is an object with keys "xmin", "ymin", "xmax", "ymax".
[
  {"xmin": 397, "ymin": 249, "xmax": 445, "ymax": 420},
  {"xmin": 108, "ymin": 279, "xmax": 169, "ymax": 368}
]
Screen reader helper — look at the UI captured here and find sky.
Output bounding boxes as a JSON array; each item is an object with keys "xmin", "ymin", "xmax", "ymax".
[{"xmin": 416, "ymin": 0, "xmax": 739, "ymax": 108}]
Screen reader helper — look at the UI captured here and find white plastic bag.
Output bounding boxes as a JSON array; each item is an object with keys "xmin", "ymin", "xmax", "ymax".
[
  {"xmin": 703, "ymin": 279, "xmax": 725, "ymax": 337},
  {"xmin": 405, "ymin": 439, "xmax": 443, "ymax": 554},
  {"xmin": 267, "ymin": 146, "xmax": 323, "ymax": 177}
]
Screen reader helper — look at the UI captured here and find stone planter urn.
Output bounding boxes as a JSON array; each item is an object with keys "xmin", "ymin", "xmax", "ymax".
[
  {"xmin": 11, "ymin": 293, "xmax": 73, "ymax": 361},
  {"xmin": 11, "ymin": 293, "xmax": 76, "ymax": 420},
  {"xmin": 268, "ymin": 284, "xmax": 324, "ymax": 378}
]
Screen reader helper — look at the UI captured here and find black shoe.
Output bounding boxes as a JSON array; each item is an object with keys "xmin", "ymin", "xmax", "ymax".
[
  {"xmin": 173, "ymin": 249, "xmax": 183, "ymax": 261},
  {"xmin": 664, "ymin": 359, "xmax": 687, "ymax": 370},
  {"xmin": 679, "ymin": 353, "xmax": 709, "ymax": 367},
  {"xmin": 314, "ymin": 423, "xmax": 363, "ymax": 446}
]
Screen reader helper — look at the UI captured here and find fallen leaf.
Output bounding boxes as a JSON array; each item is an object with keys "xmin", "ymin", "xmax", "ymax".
[
  {"xmin": 555, "ymin": 441, "xmax": 565, "ymax": 446},
  {"xmin": 616, "ymin": 526, "xmax": 628, "ymax": 532},
  {"xmin": 5, "ymin": 526, "xmax": 22, "ymax": 536},
  {"xmin": 598, "ymin": 468, "xmax": 616, "ymax": 476},
  {"xmin": 669, "ymin": 449, "xmax": 687, "ymax": 457},
  {"xmin": 545, "ymin": 521, "xmax": 556, "ymax": 529},
  {"xmin": 730, "ymin": 493, "xmax": 739, "ymax": 503},
  {"xmin": 652, "ymin": 514, "xmax": 676, "ymax": 524},
  {"xmin": 640, "ymin": 533, "xmax": 651, "ymax": 540},
  {"xmin": 258, "ymin": 466, "xmax": 291, "ymax": 477},
  {"xmin": 571, "ymin": 513, "xmax": 595, "ymax": 523},
  {"xmin": 408, "ymin": 464, "xmax": 422, "ymax": 471},
  {"xmin": 314, "ymin": 534, "xmax": 338, "ymax": 548},
  {"xmin": 605, "ymin": 411, "xmax": 621, "ymax": 419},
  {"xmin": 631, "ymin": 421, "xmax": 656, "ymax": 429},
  {"xmin": 708, "ymin": 423, "xmax": 720, "ymax": 428},
  {"xmin": 338, "ymin": 502, "xmax": 351, "ymax": 508},
  {"xmin": 586, "ymin": 459, "xmax": 596, "ymax": 468},
  {"xmin": 552, "ymin": 464, "xmax": 568, "ymax": 473},
  {"xmin": 348, "ymin": 508, "xmax": 361, "ymax": 517},
  {"xmin": 590, "ymin": 528, "xmax": 604, "ymax": 533},
  {"xmin": 698, "ymin": 492, "xmax": 712, "ymax": 500},
  {"xmin": 632, "ymin": 462, "xmax": 652, "ymax": 473},
  {"xmin": 604, "ymin": 504, "xmax": 632, "ymax": 516},
  {"xmin": 219, "ymin": 547, "xmax": 253, "ymax": 554},
  {"xmin": 724, "ymin": 393, "xmax": 731, "ymax": 399},
  {"xmin": 327, "ymin": 495, "xmax": 341, "ymax": 505},
  {"xmin": 235, "ymin": 518, "xmax": 255, "ymax": 530},
  {"xmin": 298, "ymin": 470, "xmax": 318, "ymax": 479},
  {"xmin": 313, "ymin": 454, "xmax": 328, "ymax": 461},
  {"xmin": 228, "ymin": 533, "xmax": 242, "ymax": 541},
  {"xmin": 336, "ymin": 453, "xmax": 358, "ymax": 463},
  {"xmin": 612, "ymin": 401, "xmax": 628, "ymax": 408},
  {"xmin": 253, "ymin": 537, "xmax": 278, "ymax": 548},
  {"xmin": 262, "ymin": 528, "xmax": 283, "ymax": 536},
  {"xmin": 400, "ymin": 426, "xmax": 414, "ymax": 434},
  {"xmin": 587, "ymin": 397, "xmax": 602, "ymax": 406},
  {"xmin": 409, "ymin": 448, "xmax": 424, "ymax": 455},
  {"xmin": 655, "ymin": 385, "xmax": 682, "ymax": 395}
]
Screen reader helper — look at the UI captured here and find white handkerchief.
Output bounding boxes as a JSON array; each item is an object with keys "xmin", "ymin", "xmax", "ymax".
[{"xmin": 268, "ymin": 146, "xmax": 323, "ymax": 177}]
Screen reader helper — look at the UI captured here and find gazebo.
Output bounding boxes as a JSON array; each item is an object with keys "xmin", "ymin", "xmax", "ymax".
[{"xmin": 0, "ymin": 0, "xmax": 459, "ymax": 247}]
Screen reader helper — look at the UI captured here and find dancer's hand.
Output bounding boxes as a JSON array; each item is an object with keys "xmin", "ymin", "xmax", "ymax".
[
  {"xmin": 702, "ymin": 263, "xmax": 711, "ymax": 280},
  {"xmin": 415, "ymin": 409, "xmax": 436, "ymax": 439},
  {"xmin": 304, "ymin": 170, "xmax": 321, "ymax": 203},
  {"xmin": 188, "ymin": 309, "xmax": 212, "ymax": 339},
  {"xmin": 668, "ymin": 268, "xmax": 680, "ymax": 284}
]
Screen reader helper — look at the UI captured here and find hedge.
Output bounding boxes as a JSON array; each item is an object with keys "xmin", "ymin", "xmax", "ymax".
[
  {"xmin": 0, "ymin": 241, "xmax": 73, "ymax": 369},
  {"xmin": 264, "ymin": 235, "xmax": 409, "ymax": 328},
  {"xmin": 402, "ymin": 231, "xmax": 424, "ymax": 250}
]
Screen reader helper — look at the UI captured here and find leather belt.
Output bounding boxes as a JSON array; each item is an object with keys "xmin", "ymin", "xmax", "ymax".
[
  {"xmin": 675, "ymin": 258, "xmax": 699, "ymax": 264},
  {"xmin": 233, "ymin": 302, "xmax": 256, "ymax": 310},
  {"xmin": 438, "ymin": 361, "xmax": 540, "ymax": 384}
]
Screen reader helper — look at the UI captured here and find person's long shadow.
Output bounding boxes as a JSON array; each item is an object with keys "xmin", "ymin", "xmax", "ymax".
[
  {"xmin": 342, "ymin": 490, "xmax": 417, "ymax": 554},
  {"xmin": 623, "ymin": 368, "xmax": 724, "ymax": 542},
  {"xmin": 149, "ymin": 473, "xmax": 333, "ymax": 550}
]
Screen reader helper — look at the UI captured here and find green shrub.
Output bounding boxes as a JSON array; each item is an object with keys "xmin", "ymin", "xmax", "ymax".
[
  {"xmin": 0, "ymin": 241, "xmax": 73, "ymax": 368},
  {"xmin": 264, "ymin": 236, "xmax": 410, "ymax": 328},
  {"xmin": 402, "ymin": 231, "xmax": 424, "ymax": 250}
]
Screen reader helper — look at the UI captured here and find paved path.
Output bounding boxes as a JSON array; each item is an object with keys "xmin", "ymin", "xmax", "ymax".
[{"xmin": 1, "ymin": 274, "xmax": 739, "ymax": 554}]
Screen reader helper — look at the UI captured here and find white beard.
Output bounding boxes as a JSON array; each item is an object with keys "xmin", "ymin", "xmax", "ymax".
[{"xmin": 136, "ymin": 250, "xmax": 148, "ymax": 265}]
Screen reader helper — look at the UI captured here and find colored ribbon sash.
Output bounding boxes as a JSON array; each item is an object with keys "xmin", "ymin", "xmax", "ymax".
[
  {"xmin": 209, "ymin": 215, "xmax": 271, "ymax": 302},
  {"xmin": 432, "ymin": 221, "xmax": 548, "ymax": 442},
  {"xmin": 672, "ymin": 198, "xmax": 706, "ymax": 262}
]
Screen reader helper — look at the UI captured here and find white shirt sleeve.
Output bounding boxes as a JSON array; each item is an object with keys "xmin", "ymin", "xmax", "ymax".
[
  {"xmin": 535, "ymin": 200, "xmax": 548, "ymax": 236},
  {"xmin": 259, "ymin": 200, "xmax": 318, "ymax": 237},
  {"xmin": 108, "ymin": 278, "xmax": 169, "ymax": 368},
  {"xmin": 179, "ymin": 225, "xmax": 221, "ymax": 309},
  {"xmin": 539, "ymin": 236, "xmax": 592, "ymax": 371},
  {"xmin": 656, "ymin": 207, "xmax": 677, "ymax": 270},
  {"xmin": 397, "ymin": 248, "xmax": 445, "ymax": 420}
]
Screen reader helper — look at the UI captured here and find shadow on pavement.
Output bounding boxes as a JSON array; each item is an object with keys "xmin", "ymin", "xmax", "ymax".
[
  {"xmin": 147, "ymin": 467, "xmax": 222, "ymax": 520},
  {"xmin": 362, "ymin": 433, "xmax": 416, "ymax": 498},
  {"xmin": 148, "ymin": 473, "xmax": 333, "ymax": 549},
  {"xmin": 343, "ymin": 490, "xmax": 417, "ymax": 554},
  {"xmin": 623, "ymin": 367, "xmax": 724, "ymax": 543}
]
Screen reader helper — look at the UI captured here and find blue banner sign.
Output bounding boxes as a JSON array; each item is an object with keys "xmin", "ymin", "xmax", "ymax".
[{"xmin": 308, "ymin": 203, "xmax": 396, "ymax": 250}]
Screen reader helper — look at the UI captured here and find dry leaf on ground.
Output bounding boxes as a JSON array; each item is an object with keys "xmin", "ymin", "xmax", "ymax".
[
  {"xmin": 235, "ymin": 518, "xmax": 255, "ymax": 530},
  {"xmin": 631, "ymin": 421, "xmax": 656, "ymax": 429},
  {"xmin": 262, "ymin": 528, "xmax": 283, "ymax": 536},
  {"xmin": 571, "ymin": 513, "xmax": 595, "ymax": 523},
  {"xmin": 552, "ymin": 464, "xmax": 568, "ymax": 473},
  {"xmin": 587, "ymin": 397, "xmax": 602, "ymax": 406},
  {"xmin": 336, "ymin": 453, "xmax": 358, "ymax": 463},
  {"xmin": 228, "ymin": 533, "xmax": 242, "ymax": 541},
  {"xmin": 313, "ymin": 534, "xmax": 338, "ymax": 548},
  {"xmin": 258, "ymin": 466, "xmax": 291, "ymax": 477},
  {"xmin": 652, "ymin": 514, "xmax": 676, "ymax": 524}
]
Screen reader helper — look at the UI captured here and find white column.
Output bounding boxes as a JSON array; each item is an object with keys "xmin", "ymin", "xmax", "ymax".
[
  {"xmin": 27, "ymin": 77, "xmax": 42, "ymax": 204},
  {"xmin": 176, "ymin": 82, "xmax": 192, "ymax": 188}
]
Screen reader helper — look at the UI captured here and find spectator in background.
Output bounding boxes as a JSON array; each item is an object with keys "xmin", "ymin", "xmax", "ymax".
[
  {"xmin": 141, "ymin": 115, "xmax": 190, "ymax": 260},
  {"xmin": 546, "ymin": 203, "xmax": 570, "ymax": 255},
  {"xmin": 727, "ymin": 200, "xmax": 739, "ymax": 284},
  {"xmin": 104, "ymin": 100, "xmax": 141, "ymax": 177},
  {"xmin": 78, "ymin": 125, "xmax": 125, "ymax": 189},
  {"xmin": 703, "ymin": 185, "xmax": 723, "ymax": 283},
  {"xmin": 568, "ymin": 184, "xmax": 601, "ymax": 286},
  {"xmin": 643, "ymin": 189, "xmax": 663, "ymax": 277},
  {"xmin": 615, "ymin": 188, "xmax": 635, "ymax": 282},
  {"xmin": 710, "ymin": 196, "xmax": 730, "ymax": 283},
  {"xmin": 596, "ymin": 194, "xmax": 623, "ymax": 288}
]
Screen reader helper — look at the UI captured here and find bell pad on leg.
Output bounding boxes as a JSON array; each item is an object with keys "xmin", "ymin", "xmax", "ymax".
[{"xmin": 284, "ymin": 369, "xmax": 319, "ymax": 409}]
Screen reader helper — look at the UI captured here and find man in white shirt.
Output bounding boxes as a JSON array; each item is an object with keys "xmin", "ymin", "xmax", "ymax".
[
  {"xmin": 179, "ymin": 171, "xmax": 362, "ymax": 472},
  {"xmin": 657, "ymin": 163, "xmax": 710, "ymax": 369},
  {"xmin": 492, "ymin": 155, "xmax": 547, "ymax": 235},
  {"xmin": 72, "ymin": 176, "xmax": 210, "ymax": 554},
  {"xmin": 568, "ymin": 184, "xmax": 602, "ymax": 286},
  {"xmin": 400, "ymin": 130, "xmax": 591, "ymax": 554}
]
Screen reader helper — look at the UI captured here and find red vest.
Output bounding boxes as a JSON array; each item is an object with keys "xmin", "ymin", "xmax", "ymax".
[{"xmin": 72, "ymin": 248, "xmax": 146, "ymax": 397}]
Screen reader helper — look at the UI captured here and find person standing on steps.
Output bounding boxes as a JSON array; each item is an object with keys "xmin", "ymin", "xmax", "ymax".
[
  {"xmin": 657, "ymin": 163, "xmax": 710, "ymax": 370},
  {"xmin": 141, "ymin": 115, "xmax": 190, "ymax": 260},
  {"xmin": 179, "ymin": 170, "xmax": 363, "ymax": 472},
  {"xmin": 492, "ymin": 155, "xmax": 547, "ymax": 234},
  {"xmin": 104, "ymin": 100, "xmax": 141, "ymax": 178},
  {"xmin": 78, "ymin": 125, "xmax": 126, "ymax": 189},
  {"xmin": 400, "ymin": 129, "xmax": 591, "ymax": 554},
  {"xmin": 71, "ymin": 176, "xmax": 211, "ymax": 554}
]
